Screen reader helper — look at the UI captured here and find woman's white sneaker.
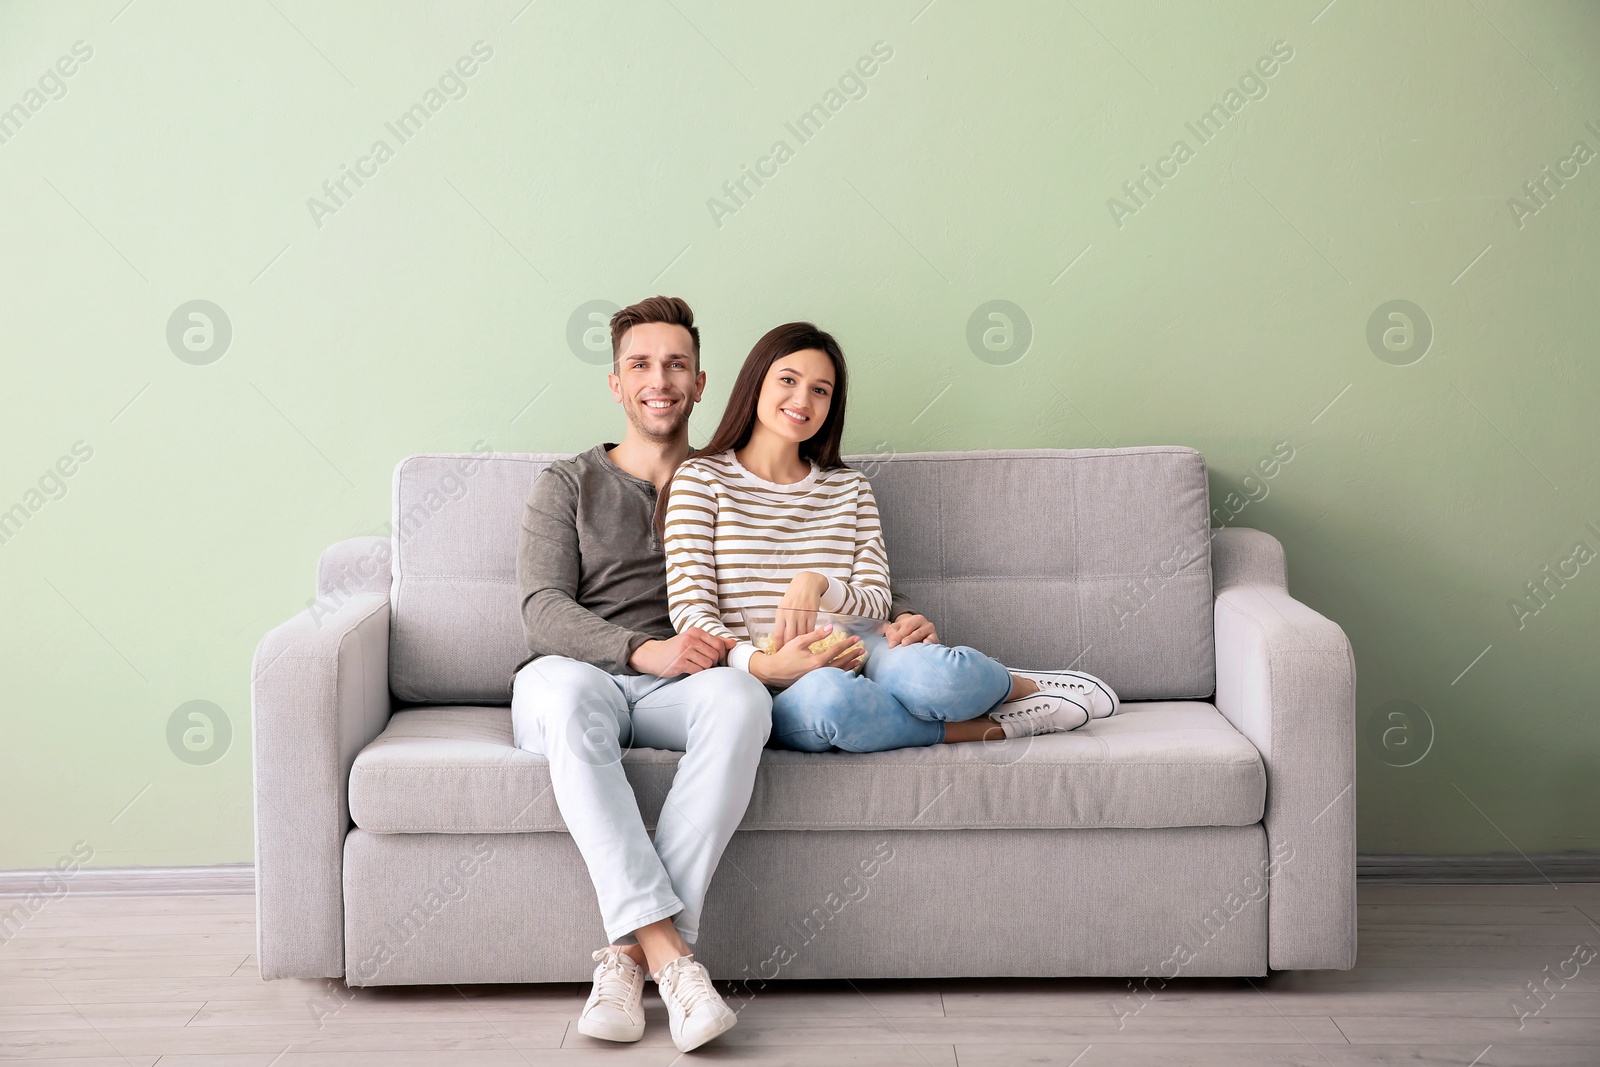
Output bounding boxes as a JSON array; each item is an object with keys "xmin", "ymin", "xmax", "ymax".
[
  {"xmin": 991, "ymin": 692, "xmax": 1091, "ymax": 738},
  {"xmin": 1008, "ymin": 669, "xmax": 1119, "ymax": 718},
  {"xmin": 577, "ymin": 946, "xmax": 646, "ymax": 1043},
  {"xmin": 654, "ymin": 953, "xmax": 737, "ymax": 1052}
]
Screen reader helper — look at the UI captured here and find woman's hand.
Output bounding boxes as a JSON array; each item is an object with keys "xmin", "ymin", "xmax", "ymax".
[
  {"xmin": 749, "ymin": 623, "xmax": 864, "ymax": 689},
  {"xmin": 772, "ymin": 571, "xmax": 829, "ymax": 649},
  {"xmin": 883, "ymin": 612, "xmax": 939, "ymax": 648}
]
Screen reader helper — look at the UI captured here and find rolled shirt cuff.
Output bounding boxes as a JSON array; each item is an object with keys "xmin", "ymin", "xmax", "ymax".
[{"xmin": 728, "ymin": 640, "xmax": 759, "ymax": 674}]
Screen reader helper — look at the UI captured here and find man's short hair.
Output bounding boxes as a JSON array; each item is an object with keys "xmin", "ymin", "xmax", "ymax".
[{"xmin": 609, "ymin": 296, "xmax": 700, "ymax": 373}]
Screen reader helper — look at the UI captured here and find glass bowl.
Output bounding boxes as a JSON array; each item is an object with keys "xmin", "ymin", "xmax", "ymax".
[{"xmin": 733, "ymin": 605, "xmax": 886, "ymax": 670}]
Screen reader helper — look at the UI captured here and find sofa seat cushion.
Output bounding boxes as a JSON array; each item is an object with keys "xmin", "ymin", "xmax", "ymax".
[{"xmin": 348, "ymin": 701, "xmax": 1264, "ymax": 833}]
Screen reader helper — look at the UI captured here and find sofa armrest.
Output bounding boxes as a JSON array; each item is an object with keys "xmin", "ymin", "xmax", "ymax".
[
  {"xmin": 1211, "ymin": 527, "xmax": 1356, "ymax": 970},
  {"xmin": 252, "ymin": 589, "xmax": 392, "ymax": 980},
  {"xmin": 1211, "ymin": 525, "xmax": 1287, "ymax": 591},
  {"xmin": 317, "ymin": 535, "xmax": 393, "ymax": 600}
]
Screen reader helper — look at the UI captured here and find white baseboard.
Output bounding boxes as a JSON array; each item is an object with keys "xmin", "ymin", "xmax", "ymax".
[
  {"xmin": 0, "ymin": 864, "xmax": 253, "ymax": 897},
  {"xmin": 2, "ymin": 854, "xmax": 1595, "ymax": 896}
]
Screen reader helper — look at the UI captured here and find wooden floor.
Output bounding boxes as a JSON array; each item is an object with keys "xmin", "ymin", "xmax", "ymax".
[{"xmin": 3, "ymin": 883, "xmax": 1599, "ymax": 1065}]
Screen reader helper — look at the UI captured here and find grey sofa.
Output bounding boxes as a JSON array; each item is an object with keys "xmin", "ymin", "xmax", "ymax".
[{"xmin": 252, "ymin": 446, "xmax": 1356, "ymax": 986}]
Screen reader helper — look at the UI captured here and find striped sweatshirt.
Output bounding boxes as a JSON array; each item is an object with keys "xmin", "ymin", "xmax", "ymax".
[{"xmin": 663, "ymin": 450, "xmax": 893, "ymax": 674}]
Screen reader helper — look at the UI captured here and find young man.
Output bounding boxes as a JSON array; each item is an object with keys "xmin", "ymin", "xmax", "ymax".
[
  {"xmin": 510, "ymin": 296, "xmax": 939, "ymax": 1053},
  {"xmin": 511, "ymin": 296, "xmax": 750, "ymax": 1053}
]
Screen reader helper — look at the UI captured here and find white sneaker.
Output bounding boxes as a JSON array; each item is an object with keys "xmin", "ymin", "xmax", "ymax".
[
  {"xmin": 1008, "ymin": 669, "xmax": 1120, "ymax": 718},
  {"xmin": 654, "ymin": 953, "xmax": 737, "ymax": 1052},
  {"xmin": 991, "ymin": 692, "xmax": 1091, "ymax": 738},
  {"xmin": 576, "ymin": 946, "xmax": 646, "ymax": 1043}
]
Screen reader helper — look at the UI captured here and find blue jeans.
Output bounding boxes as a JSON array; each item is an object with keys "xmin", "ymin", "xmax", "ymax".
[{"xmin": 769, "ymin": 631, "xmax": 1013, "ymax": 752}]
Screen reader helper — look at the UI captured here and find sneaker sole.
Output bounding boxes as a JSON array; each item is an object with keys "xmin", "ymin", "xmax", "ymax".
[
  {"xmin": 577, "ymin": 1016, "xmax": 646, "ymax": 1043},
  {"xmin": 672, "ymin": 1010, "xmax": 737, "ymax": 1053}
]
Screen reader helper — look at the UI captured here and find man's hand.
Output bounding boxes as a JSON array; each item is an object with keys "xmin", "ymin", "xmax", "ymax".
[
  {"xmin": 629, "ymin": 628, "xmax": 735, "ymax": 677},
  {"xmin": 883, "ymin": 612, "xmax": 938, "ymax": 648}
]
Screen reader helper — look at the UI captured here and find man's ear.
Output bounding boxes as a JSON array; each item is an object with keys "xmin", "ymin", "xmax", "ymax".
[
  {"xmin": 608, "ymin": 371, "xmax": 624, "ymax": 403},
  {"xmin": 693, "ymin": 368, "xmax": 707, "ymax": 401}
]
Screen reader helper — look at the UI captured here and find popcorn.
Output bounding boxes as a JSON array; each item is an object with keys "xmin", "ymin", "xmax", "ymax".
[{"xmin": 755, "ymin": 628, "xmax": 866, "ymax": 668}]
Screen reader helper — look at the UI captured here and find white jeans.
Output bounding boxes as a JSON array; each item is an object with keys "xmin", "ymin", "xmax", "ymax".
[{"xmin": 510, "ymin": 656, "xmax": 771, "ymax": 947}]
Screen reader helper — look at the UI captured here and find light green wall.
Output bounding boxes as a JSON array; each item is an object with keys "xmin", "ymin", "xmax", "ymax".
[{"xmin": 3, "ymin": 1, "xmax": 1596, "ymax": 869}]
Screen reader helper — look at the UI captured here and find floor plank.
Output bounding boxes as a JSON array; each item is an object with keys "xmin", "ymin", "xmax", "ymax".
[
  {"xmin": 553, "ymin": 1012, "xmax": 1350, "ymax": 1048},
  {"xmin": 941, "ymin": 987, "xmax": 1600, "ymax": 1018},
  {"xmin": 46, "ymin": 974, "xmax": 335, "ymax": 1004},
  {"xmin": 0, "ymin": 932, "xmax": 254, "ymax": 959},
  {"xmin": 1257, "ymin": 965, "xmax": 1600, "ymax": 992},
  {"xmin": 1355, "ymin": 922, "xmax": 1600, "ymax": 947},
  {"xmin": 0, "ymin": 981, "xmax": 68, "ymax": 1007},
  {"xmin": 5, "ymin": 884, "xmax": 1600, "ymax": 1064},
  {"xmin": 1334, "ymin": 1012, "xmax": 1600, "ymax": 1044},
  {"xmin": 0, "ymin": 953, "xmax": 248, "ymax": 980},
  {"xmin": 1350, "ymin": 943, "xmax": 1599, "ymax": 968},
  {"xmin": 0, "ymin": 1000, "xmax": 205, "ymax": 1032},
  {"xmin": 1357, "ymin": 885, "xmax": 1600, "ymax": 905},
  {"xmin": 956, "ymin": 1044, "xmax": 1600, "ymax": 1066},
  {"xmin": 1357, "ymin": 903, "xmax": 1594, "ymax": 925},
  {"xmin": 90, "ymin": 1019, "xmax": 567, "ymax": 1057},
  {"xmin": 277, "ymin": 1050, "xmax": 959, "ymax": 1067},
  {"xmin": 8, "ymin": 911, "xmax": 256, "ymax": 937}
]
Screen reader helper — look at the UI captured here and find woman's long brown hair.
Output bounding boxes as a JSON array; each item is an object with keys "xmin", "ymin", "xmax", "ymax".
[{"xmin": 653, "ymin": 321, "xmax": 850, "ymax": 541}]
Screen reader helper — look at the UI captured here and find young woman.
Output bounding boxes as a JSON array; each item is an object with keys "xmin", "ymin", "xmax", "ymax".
[{"xmin": 658, "ymin": 322, "xmax": 1119, "ymax": 752}]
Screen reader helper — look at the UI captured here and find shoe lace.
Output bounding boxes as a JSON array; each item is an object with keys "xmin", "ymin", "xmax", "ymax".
[
  {"xmin": 590, "ymin": 948, "xmax": 638, "ymax": 1010},
  {"xmin": 994, "ymin": 698, "xmax": 1053, "ymax": 723},
  {"xmin": 659, "ymin": 954, "xmax": 720, "ymax": 1013}
]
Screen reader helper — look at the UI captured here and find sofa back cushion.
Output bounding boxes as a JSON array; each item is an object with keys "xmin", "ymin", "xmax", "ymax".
[{"xmin": 388, "ymin": 446, "xmax": 1214, "ymax": 704}]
